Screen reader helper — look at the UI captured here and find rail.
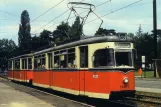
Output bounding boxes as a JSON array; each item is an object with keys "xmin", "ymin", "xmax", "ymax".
[{"xmin": 126, "ymin": 93, "xmax": 161, "ymax": 106}]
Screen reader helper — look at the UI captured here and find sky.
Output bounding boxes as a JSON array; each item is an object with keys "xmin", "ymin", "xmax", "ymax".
[{"xmin": 0, "ymin": 0, "xmax": 161, "ymax": 45}]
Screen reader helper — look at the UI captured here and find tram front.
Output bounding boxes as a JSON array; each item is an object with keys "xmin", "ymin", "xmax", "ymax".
[{"xmin": 88, "ymin": 36, "xmax": 136, "ymax": 99}]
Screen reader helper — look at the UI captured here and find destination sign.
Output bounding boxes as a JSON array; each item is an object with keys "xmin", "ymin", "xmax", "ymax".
[{"xmin": 115, "ymin": 43, "xmax": 131, "ymax": 48}]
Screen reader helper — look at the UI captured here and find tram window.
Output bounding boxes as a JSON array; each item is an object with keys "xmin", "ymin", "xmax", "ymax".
[
  {"xmin": 68, "ymin": 53, "xmax": 75, "ymax": 68},
  {"xmin": 8, "ymin": 61, "xmax": 12, "ymax": 70},
  {"xmin": 93, "ymin": 49, "xmax": 114, "ymax": 67},
  {"xmin": 59, "ymin": 50, "xmax": 67, "ymax": 68},
  {"xmin": 41, "ymin": 57, "xmax": 46, "ymax": 69},
  {"xmin": 68, "ymin": 48, "xmax": 75, "ymax": 53},
  {"xmin": 60, "ymin": 54, "xmax": 67, "ymax": 68},
  {"xmin": 115, "ymin": 52, "xmax": 132, "ymax": 66},
  {"xmin": 34, "ymin": 54, "xmax": 46, "ymax": 69},
  {"xmin": 22, "ymin": 59, "xmax": 27, "ymax": 69},
  {"xmin": 67, "ymin": 48, "xmax": 75, "ymax": 68},
  {"xmin": 48, "ymin": 53, "xmax": 52, "ymax": 69},
  {"xmin": 34, "ymin": 56, "xmax": 38, "ymax": 69},
  {"xmin": 80, "ymin": 46, "xmax": 88, "ymax": 68},
  {"xmin": 14, "ymin": 59, "xmax": 20, "ymax": 70},
  {"xmin": 28, "ymin": 58, "xmax": 32, "ymax": 69},
  {"xmin": 54, "ymin": 55, "xmax": 59, "ymax": 68}
]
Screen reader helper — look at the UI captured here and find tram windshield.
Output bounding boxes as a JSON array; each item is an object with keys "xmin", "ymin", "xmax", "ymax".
[
  {"xmin": 93, "ymin": 49, "xmax": 133, "ymax": 68},
  {"xmin": 115, "ymin": 50, "xmax": 133, "ymax": 67},
  {"xmin": 93, "ymin": 49, "xmax": 115, "ymax": 67}
]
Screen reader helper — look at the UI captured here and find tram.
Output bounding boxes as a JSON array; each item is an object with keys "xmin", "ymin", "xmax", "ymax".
[{"xmin": 8, "ymin": 35, "xmax": 136, "ymax": 99}]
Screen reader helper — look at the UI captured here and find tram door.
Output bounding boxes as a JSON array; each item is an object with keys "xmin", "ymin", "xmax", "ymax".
[{"xmin": 79, "ymin": 46, "xmax": 88, "ymax": 95}]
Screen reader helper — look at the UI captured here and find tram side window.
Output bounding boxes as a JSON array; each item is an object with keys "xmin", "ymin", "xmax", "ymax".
[
  {"xmin": 48, "ymin": 53, "xmax": 52, "ymax": 69},
  {"xmin": 8, "ymin": 61, "xmax": 12, "ymax": 70},
  {"xmin": 34, "ymin": 56, "xmax": 38, "ymax": 69},
  {"xmin": 68, "ymin": 48, "xmax": 75, "ymax": 68},
  {"xmin": 28, "ymin": 58, "xmax": 32, "ymax": 69},
  {"xmin": 22, "ymin": 59, "xmax": 27, "ymax": 69},
  {"xmin": 80, "ymin": 46, "xmax": 88, "ymax": 68},
  {"xmin": 93, "ymin": 49, "xmax": 115, "ymax": 67},
  {"xmin": 14, "ymin": 59, "xmax": 20, "ymax": 70},
  {"xmin": 34, "ymin": 54, "xmax": 46, "ymax": 69},
  {"xmin": 54, "ymin": 48, "xmax": 76, "ymax": 68},
  {"xmin": 54, "ymin": 51, "xmax": 60, "ymax": 68},
  {"xmin": 60, "ymin": 50, "xmax": 67, "ymax": 68},
  {"xmin": 41, "ymin": 55, "xmax": 46, "ymax": 68}
]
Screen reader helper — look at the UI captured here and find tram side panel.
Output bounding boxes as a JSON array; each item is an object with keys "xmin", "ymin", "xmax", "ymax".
[
  {"xmin": 85, "ymin": 71, "xmax": 111, "ymax": 99},
  {"xmin": 79, "ymin": 69, "xmax": 86, "ymax": 95},
  {"xmin": 20, "ymin": 70, "xmax": 26, "ymax": 82},
  {"xmin": 33, "ymin": 70, "xmax": 50, "ymax": 88},
  {"xmin": 8, "ymin": 70, "xmax": 13, "ymax": 80},
  {"xmin": 51, "ymin": 70, "xmax": 79, "ymax": 95},
  {"xmin": 13, "ymin": 70, "xmax": 21, "ymax": 81},
  {"xmin": 26, "ymin": 70, "xmax": 33, "ymax": 83}
]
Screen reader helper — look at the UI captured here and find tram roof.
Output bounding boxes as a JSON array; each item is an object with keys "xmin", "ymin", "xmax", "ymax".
[
  {"xmin": 9, "ymin": 53, "xmax": 33, "ymax": 60},
  {"xmin": 34, "ymin": 35, "xmax": 133, "ymax": 55}
]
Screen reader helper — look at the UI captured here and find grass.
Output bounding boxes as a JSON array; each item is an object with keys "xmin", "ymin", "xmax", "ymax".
[{"xmin": 135, "ymin": 71, "xmax": 155, "ymax": 78}]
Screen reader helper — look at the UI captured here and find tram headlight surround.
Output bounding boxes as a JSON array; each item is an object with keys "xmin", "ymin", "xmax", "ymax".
[{"xmin": 123, "ymin": 77, "xmax": 128, "ymax": 84}]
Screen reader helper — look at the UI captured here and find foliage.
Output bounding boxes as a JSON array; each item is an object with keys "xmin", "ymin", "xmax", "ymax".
[
  {"xmin": 95, "ymin": 28, "xmax": 116, "ymax": 36},
  {"xmin": 134, "ymin": 33, "xmax": 154, "ymax": 68},
  {"xmin": 39, "ymin": 30, "xmax": 52, "ymax": 47},
  {"xmin": 31, "ymin": 35, "xmax": 40, "ymax": 51},
  {"xmin": 18, "ymin": 10, "xmax": 31, "ymax": 53},
  {"xmin": 136, "ymin": 24, "xmax": 143, "ymax": 37},
  {"xmin": 0, "ymin": 39, "xmax": 17, "ymax": 71},
  {"xmin": 52, "ymin": 22, "xmax": 71, "ymax": 43},
  {"xmin": 70, "ymin": 16, "xmax": 82, "ymax": 38},
  {"xmin": 127, "ymin": 33, "xmax": 134, "ymax": 38}
]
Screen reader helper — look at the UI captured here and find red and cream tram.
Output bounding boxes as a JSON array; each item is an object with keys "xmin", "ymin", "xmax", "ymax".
[
  {"xmin": 8, "ymin": 54, "xmax": 33, "ymax": 83},
  {"xmin": 8, "ymin": 35, "xmax": 135, "ymax": 99}
]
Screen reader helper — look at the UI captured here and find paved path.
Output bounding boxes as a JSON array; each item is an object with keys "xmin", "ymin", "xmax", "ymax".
[
  {"xmin": 135, "ymin": 78, "xmax": 161, "ymax": 89},
  {"xmin": 135, "ymin": 78, "xmax": 161, "ymax": 93},
  {"xmin": 0, "ymin": 82, "xmax": 54, "ymax": 107}
]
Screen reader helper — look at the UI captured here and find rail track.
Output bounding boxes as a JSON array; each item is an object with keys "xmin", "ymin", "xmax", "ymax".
[
  {"xmin": 0, "ymin": 75, "xmax": 136, "ymax": 107},
  {"xmin": 125, "ymin": 93, "xmax": 161, "ymax": 107}
]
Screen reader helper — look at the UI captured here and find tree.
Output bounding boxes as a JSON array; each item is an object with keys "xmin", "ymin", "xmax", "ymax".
[
  {"xmin": 127, "ymin": 33, "xmax": 134, "ymax": 38},
  {"xmin": 52, "ymin": 22, "xmax": 70, "ymax": 43},
  {"xmin": 134, "ymin": 33, "xmax": 154, "ymax": 69},
  {"xmin": 0, "ymin": 39, "xmax": 17, "ymax": 71},
  {"xmin": 70, "ymin": 16, "xmax": 82, "ymax": 38},
  {"xmin": 136, "ymin": 24, "xmax": 143, "ymax": 37},
  {"xmin": 31, "ymin": 35, "xmax": 40, "ymax": 51},
  {"xmin": 18, "ymin": 10, "xmax": 31, "ymax": 53},
  {"xmin": 39, "ymin": 30, "xmax": 52, "ymax": 48},
  {"xmin": 95, "ymin": 28, "xmax": 116, "ymax": 36}
]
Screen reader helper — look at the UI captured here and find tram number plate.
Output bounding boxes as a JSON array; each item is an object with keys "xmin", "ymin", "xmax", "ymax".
[
  {"xmin": 120, "ymin": 85, "xmax": 128, "ymax": 88},
  {"xmin": 93, "ymin": 75, "xmax": 98, "ymax": 78}
]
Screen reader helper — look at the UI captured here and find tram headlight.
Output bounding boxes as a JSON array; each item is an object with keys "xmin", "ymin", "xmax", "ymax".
[{"xmin": 123, "ymin": 77, "xmax": 128, "ymax": 84}]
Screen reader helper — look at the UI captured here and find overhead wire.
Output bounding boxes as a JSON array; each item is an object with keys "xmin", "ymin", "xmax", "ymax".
[
  {"xmin": 46, "ymin": 0, "xmax": 111, "ymax": 30},
  {"xmin": 0, "ymin": 9, "xmax": 17, "ymax": 17},
  {"xmin": 32, "ymin": 9, "xmax": 70, "ymax": 34},
  {"xmin": 85, "ymin": 0, "xmax": 144, "ymax": 25},
  {"xmin": 8, "ymin": 0, "xmax": 151, "ymax": 42},
  {"xmin": 32, "ymin": 0, "xmax": 85, "ymax": 34},
  {"xmin": 31, "ymin": 0, "xmax": 65, "ymax": 23}
]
